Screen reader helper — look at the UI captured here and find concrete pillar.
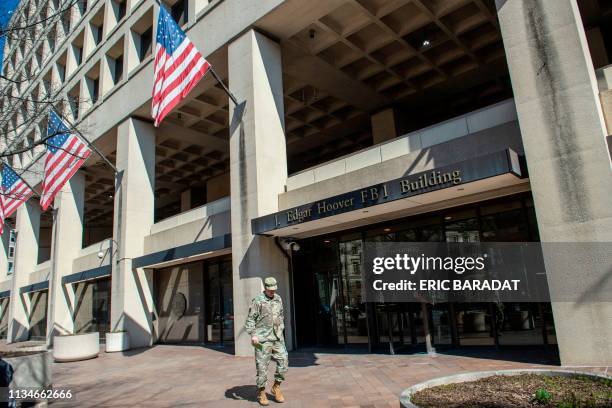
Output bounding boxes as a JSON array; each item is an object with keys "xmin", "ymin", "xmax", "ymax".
[
  {"xmin": 187, "ymin": 0, "xmax": 208, "ymax": 23},
  {"xmin": 228, "ymin": 29, "xmax": 293, "ymax": 356},
  {"xmin": 371, "ymin": 107, "xmax": 397, "ymax": 144},
  {"xmin": 0, "ymin": 229, "xmax": 10, "ymax": 282},
  {"xmin": 497, "ymin": 0, "xmax": 612, "ymax": 365},
  {"xmin": 111, "ymin": 118, "xmax": 156, "ymax": 348},
  {"xmin": 7, "ymin": 202, "xmax": 40, "ymax": 343},
  {"xmin": 206, "ymin": 172, "xmax": 230, "ymax": 202},
  {"xmin": 180, "ymin": 189, "xmax": 192, "ymax": 212},
  {"xmin": 46, "ymin": 172, "xmax": 85, "ymax": 345}
]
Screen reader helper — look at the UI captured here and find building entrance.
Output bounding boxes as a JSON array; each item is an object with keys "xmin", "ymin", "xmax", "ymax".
[
  {"xmin": 294, "ymin": 237, "xmax": 370, "ymax": 347},
  {"xmin": 154, "ymin": 256, "xmax": 233, "ymax": 345},
  {"xmin": 293, "ymin": 193, "xmax": 557, "ymax": 354}
]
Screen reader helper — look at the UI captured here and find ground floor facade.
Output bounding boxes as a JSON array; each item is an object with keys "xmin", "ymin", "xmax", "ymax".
[
  {"xmin": 0, "ymin": 189, "xmax": 562, "ymax": 360},
  {"xmin": 0, "ymin": 1, "xmax": 610, "ymax": 368}
]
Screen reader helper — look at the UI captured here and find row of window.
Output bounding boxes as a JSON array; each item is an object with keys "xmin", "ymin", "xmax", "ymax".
[{"xmin": 1, "ymin": 0, "xmax": 191, "ymax": 161}]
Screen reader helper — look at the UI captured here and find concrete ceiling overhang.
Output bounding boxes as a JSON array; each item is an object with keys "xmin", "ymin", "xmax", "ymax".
[{"xmin": 257, "ymin": 0, "xmax": 511, "ymax": 171}]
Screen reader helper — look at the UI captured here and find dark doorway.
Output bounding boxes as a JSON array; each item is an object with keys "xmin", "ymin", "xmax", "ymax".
[
  {"xmin": 154, "ymin": 256, "xmax": 233, "ymax": 345},
  {"xmin": 204, "ymin": 257, "xmax": 234, "ymax": 345}
]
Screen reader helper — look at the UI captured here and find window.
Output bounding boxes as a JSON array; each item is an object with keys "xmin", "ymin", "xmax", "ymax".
[
  {"xmin": 92, "ymin": 24, "xmax": 103, "ymax": 46},
  {"xmin": 92, "ymin": 78, "xmax": 99, "ymax": 103},
  {"xmin": 113, "ymin": 55, "xmax": 123, "ymax": 84},
  {"xmin": 57, "ymin": 62, "xmax": 66, "ymax": 82},
  {"xmin": 112, "ymin": 0, "xmax": 127, "ymax": 22},
  {"xmin": 74, "ymin": 44, "xmax": 83, "ymax": 65},
  {"xmin": 8, "ymin": 247, "xmax": 14, "ymax": 258},
  {"xmin": 170, "ymin": 0, "xmax": 187, "ymax": 25},
  {"xmin": 78, "ymin": 0, "xmax": 87, "ymax": 16},
  {"xmin": 7, "ymin": 262, "xmax": 13, "ymax": 275},
  {"xmin": 68, "ymin": 84, "xmax": 80, "ymax": 119},
  {"xmin": 139, "ymin": 27, "xmax": 153, "ymax": 61}
]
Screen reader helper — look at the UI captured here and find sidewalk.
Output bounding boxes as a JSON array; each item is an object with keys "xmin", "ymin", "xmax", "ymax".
[{"xmin": 47, "ymin": 344, "xmax": 609, "ymax": 407}]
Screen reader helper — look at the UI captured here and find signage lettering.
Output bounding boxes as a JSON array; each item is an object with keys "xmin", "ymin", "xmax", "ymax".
[
  {"xmin": 400, "ymin": 170, "xmax": 461, "ymax": 194},
  {"xmin": 284, "ymin": 169, "xmax": 462, "ymax": 225}
]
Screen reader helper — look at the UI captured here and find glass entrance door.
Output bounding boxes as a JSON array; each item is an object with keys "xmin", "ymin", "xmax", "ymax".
[
  {"xmin": 338, "ymin": 239, "xmax": 368, "ymax": 344},
  {"xmin": 314, "ymin": 271, "xmax": 338, "ymax": 346},
  {"xmin": 205, "ymin": 258, "xmax": 233, "ymax": 345}
]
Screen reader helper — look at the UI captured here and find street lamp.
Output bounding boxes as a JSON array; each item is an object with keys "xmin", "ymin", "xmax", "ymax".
[{"xmin": 97, "ymin": 238, "xmax": 119, "ymax": 264}]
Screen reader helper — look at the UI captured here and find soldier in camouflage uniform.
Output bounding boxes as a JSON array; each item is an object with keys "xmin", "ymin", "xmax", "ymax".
[{"xmin": 245, "ymin": 277, "xmax": 288, "ymax": 406}]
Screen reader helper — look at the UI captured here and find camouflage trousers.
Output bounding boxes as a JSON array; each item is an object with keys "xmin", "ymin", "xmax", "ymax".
[{"xmin": 254, "ymin": 340, "xmax": 288, "ymax": 388}]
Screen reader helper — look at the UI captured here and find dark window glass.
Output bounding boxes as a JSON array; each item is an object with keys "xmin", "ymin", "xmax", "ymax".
[
  {"xmin": 74, "ymin": 45, "xmax": 83, "ymax": 65},
  {"xmin": 171, "ymin": 0, "xmax": 187, "ymax": 25},
  {"xmin": 57, "ymin": 63, "xmax": 66, "ymax": 82},
  {"xmin": 113, "ymin": 55, "xmax": 123, "ymax": 83},
  {"xmin": 118, "ymin": 0, "xmax": 126, "ymax": 20},
  {"xmin": 139, "ymin": 27, "xmax": 153, "ymax": 61},
  {"xmin": 481, "ymin": 209, "xmax": 528, "ymax": 242},
  {"xmin": 92, "ymin": 78, "xmax": 99, "ymax": 103}
]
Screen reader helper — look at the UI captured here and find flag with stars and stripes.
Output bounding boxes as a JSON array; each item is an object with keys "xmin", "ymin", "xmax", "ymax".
[
  {"xmin": 151, "ymin": 5, "xmax": 211, "ymax": 127},
  {"xmin": 0, "ymin": 163, "xmax": 34, "ymax": 234},
  {"xmin": 40, "ymin": 110, "xmax": 92, "ymax": 211}
]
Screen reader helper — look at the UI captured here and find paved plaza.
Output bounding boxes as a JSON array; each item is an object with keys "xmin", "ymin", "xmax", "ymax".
[{"xmin": 45, "ymin": 345, "xmax": 608, "ymax": 407}]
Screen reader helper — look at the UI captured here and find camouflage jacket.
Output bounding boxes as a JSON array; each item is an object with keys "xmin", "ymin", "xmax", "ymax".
[{"xmin": 245, "ymin": 293, "xmax": 285, "ymax": 342}]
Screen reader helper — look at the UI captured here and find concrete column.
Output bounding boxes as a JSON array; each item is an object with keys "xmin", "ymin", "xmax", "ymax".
[
  {"xmin": 228, "ymin": 29, "xmax": 293, "ymax": 356},
  {"xmin": 7, "ymin": 202, "xmax": 40, "ymax": 343},
  {"xmin": 46, "ymin": 172, "xmax": 85, "ymax": 345},
  {"xmin": 0, "ymin": 229, "xmax": 10, "ymax": 282},
  {"xmin": 371, "ymin": 107, "xmax": 397, "ymax": 144},
  {"xmin": 111, "ymin": 118, "xmax": 156, "ymax": 348},
  {"xmin": 180, "ymin": 189, "xmax": 192, "ymax": 212},
  {"xmin": 497, "ymin": 0, "xmax": 612, "ymax": 365},
  {"xmin": 187, "ymin": 0, "xmax": 209, "ymax": 23}
]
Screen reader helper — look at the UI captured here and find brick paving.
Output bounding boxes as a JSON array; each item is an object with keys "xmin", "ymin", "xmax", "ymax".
[{"xmin": 45, "ymin": 345, "xmax": 607, "ymax": 407}]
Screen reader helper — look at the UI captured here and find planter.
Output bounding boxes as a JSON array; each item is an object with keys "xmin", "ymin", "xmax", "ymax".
[
  {"xmin": 400, "ymin": 369, "xmax": 612, "ymax": 408},
  {"xmin": 105, "ymin": 332, "xmax": 129, "ymax": 352},
  {"xmin": 53, "ymin": 332, "xmax": 99, "ymax": 362},
  {"xmin": 4, "ymin": 350, "xmax": 52, "ymax": 388}
]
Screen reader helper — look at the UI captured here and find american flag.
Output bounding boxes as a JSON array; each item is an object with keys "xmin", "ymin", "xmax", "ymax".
[
  {"xmin": 0, "ymin": 164, "xmax": 34, "ymax": 234},
  {"xmin": 40, "ymin": 110, "xmax": 92, "ymax": 211},
  {"xmin": 151, "ymin": 5, "xmax": 210, "ymax": 127}
]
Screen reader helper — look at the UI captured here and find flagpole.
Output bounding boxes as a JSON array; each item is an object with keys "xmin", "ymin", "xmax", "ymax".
[
  {"xmin": 56, "ymin": 114, "xmax": 118, "ymax": 174},
  {"xmin": 153, "ymin": 0, "xmax": 240, "ymax": 106},
  {"xmin": 208, "ymin": 66, "xmax": 239, "ymax": 106}
]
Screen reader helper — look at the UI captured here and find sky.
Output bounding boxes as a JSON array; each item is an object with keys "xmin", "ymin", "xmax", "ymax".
[{"xmin": 0, "ymin": 0, "xmax": 21, "ymax": 75}]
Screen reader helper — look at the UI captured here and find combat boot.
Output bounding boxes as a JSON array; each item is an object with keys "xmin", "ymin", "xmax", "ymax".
[
  {"xmin": 271, "ymin": 381, "xmax": 285, "ymax": 403},
  {"xmin": 257, "ymin": 387, "xmax": 269, "ymax": 406}
]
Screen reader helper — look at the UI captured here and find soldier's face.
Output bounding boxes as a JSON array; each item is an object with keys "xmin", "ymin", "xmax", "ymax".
[{"xmin": 264, "ymin": 288, "xmax": 276, "ymax": 298}]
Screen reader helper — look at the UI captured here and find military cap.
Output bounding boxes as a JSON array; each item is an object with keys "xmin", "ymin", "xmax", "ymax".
[{"xmin": 264, "ymin": 277, "xmax": 278, "ymax": 290}]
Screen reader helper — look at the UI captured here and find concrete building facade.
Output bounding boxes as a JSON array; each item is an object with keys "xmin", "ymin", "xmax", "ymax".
[{"xmin": 0, "ymin": 0, "xmax": 610, "ymax": 366}]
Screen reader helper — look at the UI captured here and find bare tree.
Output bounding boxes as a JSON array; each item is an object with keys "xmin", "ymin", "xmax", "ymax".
[{"xmin": 0, "ymin": 0, "xmax": 92, "ymax": 170}]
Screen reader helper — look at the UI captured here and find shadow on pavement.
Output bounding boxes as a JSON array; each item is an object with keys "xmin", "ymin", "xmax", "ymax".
[{"xmin": 225, "ymin": 385, "xmax": 259, "ymax": 402}]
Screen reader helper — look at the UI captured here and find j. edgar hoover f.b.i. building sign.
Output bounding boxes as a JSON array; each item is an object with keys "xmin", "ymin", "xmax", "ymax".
[{"xmin": 252, "ymin": 149, "xmax": 522, "ymax": 235}]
